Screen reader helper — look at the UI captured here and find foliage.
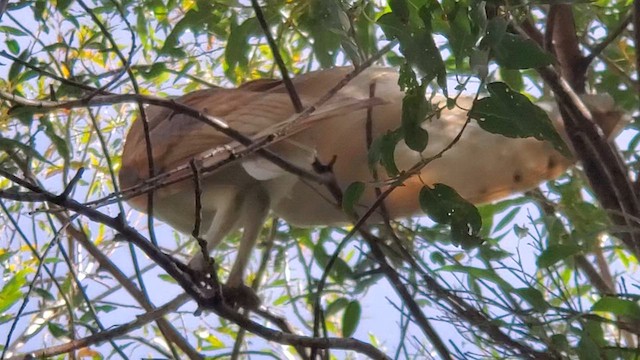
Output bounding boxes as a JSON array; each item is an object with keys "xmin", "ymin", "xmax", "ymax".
[{"xmin": 0, "ymin": 0, "xmax": 639, "ymax": 359}]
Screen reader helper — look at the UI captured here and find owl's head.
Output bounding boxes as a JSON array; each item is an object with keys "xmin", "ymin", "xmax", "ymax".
[
  {"xmin": 539, "ymin": 93, "xmax": 629, "ymax": 142},
  {"xmin": 580, "ymin": 94, "xmax": 629, "ymax": 140}
]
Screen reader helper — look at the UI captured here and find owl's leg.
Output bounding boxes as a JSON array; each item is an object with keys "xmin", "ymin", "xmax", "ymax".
[
  {"xmin": 227, "ymin": 185, "xmax": 270, "ymax": 287},
  {"xmin": 188, "ymin": 189, "xmax": 242, "ymax": 272},
  {"xmin": 223, "ymin": 185, "xmax": 270, "ymax": 309}
]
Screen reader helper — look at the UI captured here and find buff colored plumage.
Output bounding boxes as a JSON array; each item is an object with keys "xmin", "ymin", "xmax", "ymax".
[{"xmin": 119, "ymin": 67, "xmax": 625, "ymax": 297}]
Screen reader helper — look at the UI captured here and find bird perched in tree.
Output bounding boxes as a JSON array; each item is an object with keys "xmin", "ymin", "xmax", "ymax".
[{"xmin": 119, "ymin": 67, "xmax": 625, "ymax": 306}]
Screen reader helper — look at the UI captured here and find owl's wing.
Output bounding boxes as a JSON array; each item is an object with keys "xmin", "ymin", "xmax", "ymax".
[{"xmin": 119, "ymin": 68, "xmax": 386, "ymax": 192}]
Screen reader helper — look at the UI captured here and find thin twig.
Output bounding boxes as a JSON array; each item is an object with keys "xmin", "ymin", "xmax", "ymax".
[
  {"xmin": 363, "ymin": 234, "xmax": 453, "ymax": 360},
  {"xmin": 514, "ymin": 22, "xmax": 640, "ymax": 259},
  {"xmin": 51, "ymin": 210, "xmax": 203, "ymax": 359},
  {"xmin": 251, "ymin": 0, "xmax": 303, "ymax": 113},
  {"xmin": 313, "ymin": 89, "xmax": 482, "ymax": 359},
  {"xmin": 231, "ymin": 219, "xmax": 313, "ymax": 360},
  {"xmin": 61, "ymin": 45, "xmax": 396, "ymax": 208},
  {"xmin": 0, "ymin": 210, "xmax": 68, "ymax": 360},
  {"xmin": 634, "ymin": 0, "xmax": 640, "ymax": 96},
  {"xmin": 1, "ymin": 90, "xmax": 331, "ymax": 187},
  {"xmin": 189, "ymin": 159, "xmax": 212, "ymax": 269},
  {"xmin": 77, "ymin": 0, "xmax": 161, "ymax": 253},
  {"xmin": 583, "ymin": 13, "xmax": 632, "ymax": 65},
  {"xmin": 9, "ymin": 294, "xmax": 190, "ymax": 359},
  {"xmin": 49, "ymin": 220, "xmax": 131, "ymax": 359},
  {"xmin": 0, "ymin": 170, "xmax": 390, "ymax": 360}
]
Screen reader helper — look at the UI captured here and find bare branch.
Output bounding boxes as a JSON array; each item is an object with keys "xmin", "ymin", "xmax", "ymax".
[
  {"xmin": 549, "ymin": 5, "xmax": 586, "ymax": 91},
  {"xmin": 10, "ymin": 294, "xmax": 190, "ymax": 359},
  {"xmin": 634, "ymin": 0, "xmax": 640, "ymax": 96},
  {"xmin": 583, "ymin": 13, "xmax": 632, "ymax": 66},
  {"xmin": 0, "ymin": 170, "xmax": 390, "ymax": 360},
  {"xmin": 251, "ymin": 0, "xmax": 303, "ymax": 113},
  {"xmin": 51, "ymin": 211, "xmax": 203, "ymax": 359}
]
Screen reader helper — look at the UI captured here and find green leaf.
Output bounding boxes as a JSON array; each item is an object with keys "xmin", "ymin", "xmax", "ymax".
[
  {"xmin": 225, "ymin": 17, "xmax": 259, "ymax": 75},
  {"xmin": 313, "ymin": 241, "xmax": 331, "ymax": 268},
  {"xmin": 352, "ymin": 2, "xmax": 376, "ymax": 58},
  {"xmin": 439, "ymin": 265, "xmax": 510, "ymax": 289},
  {"xmin": 140, "ymin": 62, "xmax": 168, "ymax": 80},
  {"xmin": 550, "ymin": 334, "xmax": 570, "ymax": 352},
  {"xmin": 342, "ymin": 182, "xmax": 365, "ymax": 217},
  {"xmin": 480, "ymin": 16, "xmax": 507, "ymax": 48},
  {"xmin": 577, "ymin": 320, "xmax": 605, "ymax": 360},
  {"xmin": 0, "ymin": 136, "xmax": 52, "ymax": 165},
  {"xmin": 499, "ymin": 68, "xmax": 524, "ymax": 91},
  {"xmin": 298, "ymin": 0, "xmax": 343, "ymax": 68},
  {"xmin": 33, "ymin": 0, "xmax": 47, "ymax": 22},
  {"xmin": 378, "ymin": 6, "xmax": 447, "ymax": 91},
  {"xmin": 368, "ymin": 129, "xmax": 402, "ymax": 177},
  {"xmin": 342, "ymin": 300, "xmax": 361, "ymax": 338},
  {"xmin": 478, "ymin": 245, "xmax": 511, "ymax": 261},
  {"xmin": 157, "ymin": 274, "xmax": 177, "ymax": 283},
  {"xmin": 331, "ymin": 257, "xmax": 353, "ymax": 283},
  {"xmin": 48, "ymin": 322, "xmax": 70, "ymax": 339},
  {"xmin": 95, "ymin": 304, "xmax": 117, "ymax": 313},
  {"xmin": 419, "ymin": 184, "xmax": 483, "ymax": 249},
  {"xmin": 8, "ymin": 50, "xmax": 28, "ymax": 82},
  {"xmin": 401, "ymin": 84, "xmax": 429, "ymax": 152},
  {"xmin": 469, "ymin": 48, "xmax": 489, "ymax": 79},
  {"xmin": 514, "ymin": 287, "xmax": 549, "ymax": 312},
  {"xmin": 398, "ymin": 63, "xmax": 418, "ymax": 91},
  {"xmin": 492, "ymin": 207, "xmax": 520, "ymax": 233},
  {"xmin": 592, "ymin": 296, "xmax": 640, "ymax": 320},
  {"xmin": 56, "ymin": 0, "xmax": 73, "ymax": 12},
  {"xmin": 0, "ymin": 251, "xmax": 15, "ymax": 264},
  {"xmin": 313, "ymin": 243, "xmax": 352, "ymax": 283},
  {"xmin": 159, "ymin": 10, "xmax": 195, "ymax": 57},
  {"xmin": 389, "ymin": 0, "xmax": 410, "ymax": 23},
  {"xmin": 482, "ymin": 18, "xmax": 554, "ymax": 69},
  {"xmin": 536, "ymin": 244, "xmax": 581, "ymax": 268},
  {"xmin": 5, "ymin": 39, "xmax": 20, "ymax": 55},
  {"xmin": 326, "ymin": 297, "xmax": 350, "ymax": 317},
  {"xmin": 443, "ymin": 0, "xmax": 476, "ymax": 69},
  {"xmin": 469, "ymin": 82, "xmax": 571, "ymax": 157},
  {"xmin": 0, "ymin": 270, "xmax": 27, "ymax": 313},
  {"xmin": 0, "ymin": 26, "xmax": 28, "ymax": 36},
  {"xmin": 34, "ymin": 288, "xmax": 56, "ymax": 302},
  {"xmin": 493, "ymin": 33, "xmax": 554, "ymax": 69},
  {"xmin": 39, "ymin": 116, "xmax": 70, "ymax": 163},
  {"xmin": 430, "ymin": 251, "xmax": 445, "ymax": 265}
]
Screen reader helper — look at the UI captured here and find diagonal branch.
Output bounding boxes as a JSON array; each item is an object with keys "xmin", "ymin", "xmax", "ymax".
[
  {"xmin": 634, "ymin": 0, "xmax": 640, "ymax": 96},
  {"xmin": 8, "ymin": 294, "xmax": 191, "ymax": 359},
  {"xmin": 51, "ymin": 210, "xmax": 203, "ymax": 359},
  {"xmin": 251, "ymin": 0, "xmax": 303, "ymax": 113},
  {"xmin": 0, "ymin": 170, "xmax": 390, "ymax": 360}
]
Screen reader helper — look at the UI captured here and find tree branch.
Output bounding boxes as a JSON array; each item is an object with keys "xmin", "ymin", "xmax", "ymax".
[
  {"xmin": 251, "ymin": 0, "xmax": 303, "ymax": 113},
  {"xmin": 9, "ymin": 294, "xmax": 190, "ymax": 359},
  {"xmin": 0, "ymin": 170, "xmax": 390, "ymax": 360}
]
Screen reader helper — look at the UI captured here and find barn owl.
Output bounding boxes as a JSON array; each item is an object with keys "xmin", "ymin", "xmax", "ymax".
[{"xmin": 119, "ymin": 67, "xmax": 625, "ymax": 304}]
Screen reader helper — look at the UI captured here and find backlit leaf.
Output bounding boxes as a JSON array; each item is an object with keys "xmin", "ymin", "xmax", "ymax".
[
  {"xmin": 420, "ymin": 184, "xmax": 483, "ymax": 249},
  {"xmin": 537, "ymin": 244, "xmax": 581, "ymax": 268},
  {"xmin": 439, "ymin": 265, "xmax": 510, "ymax": 288},
  {"xmin": 0, "ymin": 136, "xmax": 52, "ymax": 165},
  {"xmin": 342, "ymin": 300, "xmax": 361, "ymax": 337},
  {"xmin": 401, "ymin": 84, "xmax": 429, "ymax": 152},
  {"xmin": 592, "ymin": 296, "xmax": 640, "ymax": 320},
  {"xmin": 469, "ymin": 82, "xmax": 570, "ymax": 157},
  {"xmin": 0, "ymin": 270, "xmax": 28, "ymax": 313},
  {"xmin": 514, "ymin": 287, "xmax": 549, "ymax": 312},
  {"xmin": 342, "ymin": 181, "xmax": 365, "ymax": 217}
]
